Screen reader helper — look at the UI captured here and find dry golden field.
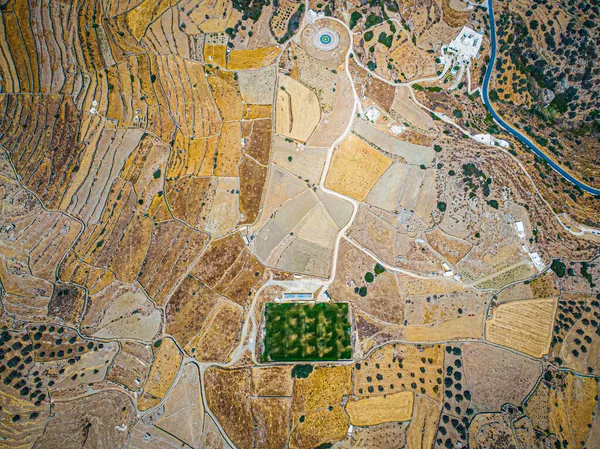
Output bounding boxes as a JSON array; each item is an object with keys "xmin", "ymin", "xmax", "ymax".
[
  {"xmin": 345, "ymin": 391, "xmax": 414, "ymax": 426},
  {"xmin": 275, "ymin": 75, "xmax": 321, "ymax": 143},
  {"xmin": 486, "ymin": 298, "xmax": 557, "ymax": 358},
  {"xmin": 325, "ymin": 134, "xmax": 393, "ymax": 201}
]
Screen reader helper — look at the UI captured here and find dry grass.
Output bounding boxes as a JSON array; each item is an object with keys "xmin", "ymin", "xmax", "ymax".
[
  {"xmin": 354, "ymin": 344, "xmax": 444, "ymax": 402},
  {"xmin": 476, "ymin": 263, "xmax": 537, "ymax": 290},
  {"xmin": 548, "ymin": 374, "xmax": 597, "ymax": 448},
  {"xmin": 107, "ymin": 343, "xmax": 152, "ymax": 393},
  {"xmin": 252, "ymin": 397, "xmax": 292, "ymax": 449},
  {"xmin": 239, "ymin": 156, "xmax": 268, "ymax": 224},
  {"xmin": 405, "ymin": 394, "xmax": 441, "ymax": 449},
  {"xmin": 275, "ymin": 76, "xmax": 321, "ymax": 142},
  {"xmin": 208, "ymin": 71, "xmax": 243, "ymax": 121},
  {"xmin": 204, "ymin": 367, "xmax": 253, "ymax": 449},
  {"xmin": 165, "ymin": 276, "xmax": 221, "ymax": 349},
  {"xmin": 138, "ymin": 338, "xmax": 182, "ymax": 411},
  {"xmin": 186, "ymin": 297, "xmax": 244, "ymax": 363},
  {"xmin": 426, "ymin": 229, "xmax": 472, "ymax": 265},
  {"xmin": 155, "ymin": 363, "xmax": 204, "ymax": 448},
  {"xmin": 442, "ymin": 0, "xmax": 471, "ymax": 28},
  {"xmin": 486, "ymin": 298, "xmax": 557, "ymax": 358},
  {"xmin": 406, "ymin": 314, "xmax": 483, "ymax": 342},
  {"xmin": 126, "ymin": 0, "xmax": 175, "ymax": 40},
  {"xmin": 391, "ymin": 86, "xmax": 437, "ymax": 133},
  {"xmin": 215, "ymin": 121, "xmax": 242, "ymax": 176},
  {"xmin": 228, "ymin": 47, "xmax": 280, "ymax": 70},
  {"xmin": 325, "ymin": 134, "xmax": 392, "ymax": 201},
  {"xmin": 290, "ymin": 406, "xmax": 349, "ymax": 449},
  {"xmin": 292, "ymin": 365, "xmax": 352, "ymax": 416},
  {"xmin": 289, "ymin": 365, "xmax": 352, "ymax": 449},
  {"xmin": 252, "ymin": 366, "xmax": 294, "ymax": 397},
  {"xmin": 189, "ymin": 0, "xmax": 232, "ymax": 33},
  {"xmin": 345, "ymin": 391, "xmax": 414, "ymax": 426},
  {"xmin": 244, "ymin": 104, "xmax": 273, "ymax": 119},
  {"xmin": 204, "ymin": 44, "xmax": 227, "ymax": 67},
  {"xmin": 496, "ymin": 272, "xmax": 559, "ymax": 303}
]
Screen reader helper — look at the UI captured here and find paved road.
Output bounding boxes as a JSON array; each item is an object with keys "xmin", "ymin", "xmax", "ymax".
[{"xmin": 482, "ymin": 0, "xmax": 600, "ymax": 196}]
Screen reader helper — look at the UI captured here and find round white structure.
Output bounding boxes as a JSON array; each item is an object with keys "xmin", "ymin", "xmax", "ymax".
[{"xmin": 312, "ymin": 28, "xmax": 339, "ymax": 52}]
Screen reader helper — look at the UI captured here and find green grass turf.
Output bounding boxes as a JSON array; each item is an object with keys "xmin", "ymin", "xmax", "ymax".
[{"xmin": 262, "ymin": 302, "xmax": 352, "ymax": 362}]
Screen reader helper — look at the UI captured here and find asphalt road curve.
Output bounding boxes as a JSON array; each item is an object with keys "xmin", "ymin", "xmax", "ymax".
[{"xmin": 481, "ymin": 0, "xmax": 600, "ymax": 196}]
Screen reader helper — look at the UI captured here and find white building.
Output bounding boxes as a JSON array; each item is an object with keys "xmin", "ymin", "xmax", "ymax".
[
  {"xmin": 306, "ymin": 9, "xmax": 324, "ymax": 23},
  {"xmin": 365, "ymin": 106, "xmax": 381, "ymax": 122},
  {"xmin": 390, "ymin": 125, "xmax": 405, "ymax": 135},
  {"xmin": 448, "ymin": 26, "xmax": 483, "ymax": 64},
  {"xmin": 529, "ymin": 252, "xmax": 545, "ymax": 271},
  {"xmin": 472, "ymin": 133, "xmax": 511, "ymax": 148},
  {"xmin": 515, "ymin": 221, "xmax": 526, "ymax": 239}
]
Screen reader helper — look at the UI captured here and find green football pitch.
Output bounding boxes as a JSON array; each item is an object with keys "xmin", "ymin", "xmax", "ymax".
[{"xmin": 262, "ymin": 302, "xmax": 352, "ymax": 362}]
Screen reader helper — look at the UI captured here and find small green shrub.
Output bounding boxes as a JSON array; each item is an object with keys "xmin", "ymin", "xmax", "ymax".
[
  {"xmin": 349, "ymin": 11, "xmax": 362, "ymax": 29},
  {"xmin": 550, "ymin": 259, "xmax": 566, "ymax": 278},
  {"xmin": 291, "ymin": 364, "xmax": 314, "ymax": 379}
]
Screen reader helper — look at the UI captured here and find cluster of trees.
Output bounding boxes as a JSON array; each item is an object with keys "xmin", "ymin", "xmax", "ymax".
[
  {"xmin": 462, "ymin": 162, "xmax": 492, "ymax": 198},
  {"xmin": 436, "ymin": 346, "xmax": 473, "ymax": 448}
]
